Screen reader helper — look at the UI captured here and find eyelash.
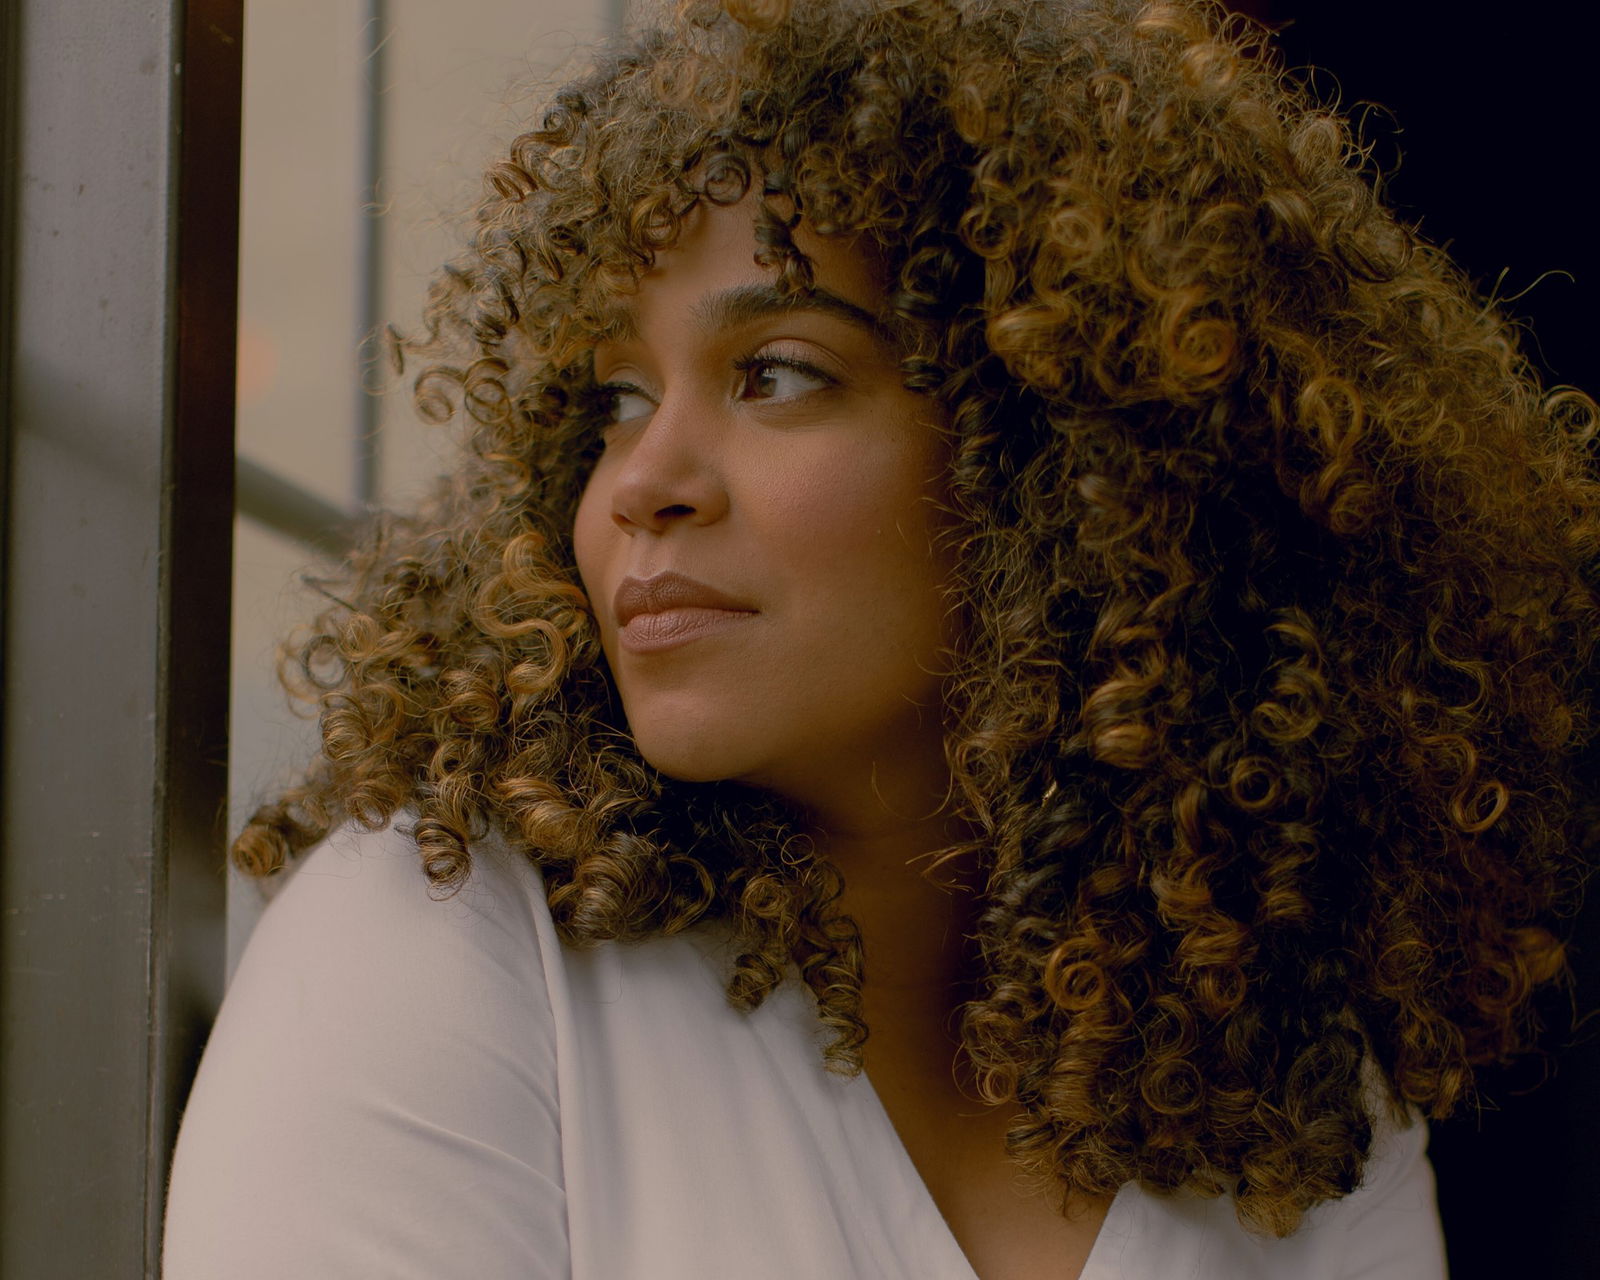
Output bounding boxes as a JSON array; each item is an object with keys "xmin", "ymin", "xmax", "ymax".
[
  {"xmin": 593, "ymin": 381, "xmax": 651, "ymax": 428},
  {"xmin": 593, "ymin": 353, "xmax": 836, "ymax": 429},
  {"xmin": 729, "ymin": 353, "xmax": 835, "ymax": 398}
]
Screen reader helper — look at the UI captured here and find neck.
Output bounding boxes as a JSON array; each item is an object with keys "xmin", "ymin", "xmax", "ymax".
[
  {"xmin": 754, "ymin": 716, "xmax": 985, "ymax": 1067},
  {"xmin": 802, "ymin": 797, "xmax": 986, "ymax": 1069}
]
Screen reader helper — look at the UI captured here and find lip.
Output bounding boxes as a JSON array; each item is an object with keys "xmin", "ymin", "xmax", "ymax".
[
  {"xmin": 619, "ymin": 606, "xmax": 757, "ymax": 654},
  {"xmin": 613, "ymin": 572, "xmax": 758, "ymax": 654},
  {"xmin": 613, "ymin": 571, "xmax": 756, "ymax": 626}
]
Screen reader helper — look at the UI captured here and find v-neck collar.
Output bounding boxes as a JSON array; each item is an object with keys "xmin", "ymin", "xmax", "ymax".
[
  {"xmin": 679, "ymin": 923, "xmax": 1135, "ymax": 1278},
  {"xmin": 848, "ymin": 1055, "xmax": 1131, "ymax": 1280}
]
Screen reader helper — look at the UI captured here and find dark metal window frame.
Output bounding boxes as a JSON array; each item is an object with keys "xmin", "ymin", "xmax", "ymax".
[{"xmin": 1, "ymin": 2, "xmax": 241, "ymax": 1275}]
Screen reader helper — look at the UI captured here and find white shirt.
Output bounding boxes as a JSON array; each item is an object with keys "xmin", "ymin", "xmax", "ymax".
[{"xmin": 164, "ymin": 822, "xmax": 1448, "ymax": 1278}]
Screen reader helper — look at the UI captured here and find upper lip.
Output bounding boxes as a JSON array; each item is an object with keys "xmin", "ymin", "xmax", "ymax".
[{"xmin": 613, "ymin": 572, "xmax": 756, "ymax": 627}]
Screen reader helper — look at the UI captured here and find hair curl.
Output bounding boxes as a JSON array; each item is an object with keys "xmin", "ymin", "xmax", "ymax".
[{"xmin": 236, "ymin": 0, "xmax": 1600, "ymax": 1238}]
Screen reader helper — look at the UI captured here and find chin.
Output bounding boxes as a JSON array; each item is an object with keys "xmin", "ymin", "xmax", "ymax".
[
  {"xmin": 645, "ymin": 756, "xmax": 739, "ymax": 786},
  {"xmin": 628, "ymin": 722, "xmax": 756, "ymax": 786}
]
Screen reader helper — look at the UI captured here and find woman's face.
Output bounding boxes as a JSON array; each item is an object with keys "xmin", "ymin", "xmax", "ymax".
[{"xmin": 572, "ymin": 193, "xmax": 956, "ymax": 825}]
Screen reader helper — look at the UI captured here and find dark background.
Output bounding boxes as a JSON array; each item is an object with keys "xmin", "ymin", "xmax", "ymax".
[{"xmin": 1229, "ymin": 4, "xmax": 1598, "ymax": 1275}]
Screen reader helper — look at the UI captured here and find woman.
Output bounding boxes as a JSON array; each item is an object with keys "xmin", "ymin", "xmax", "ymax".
[{"xmin": 164, "ymin": 0, "xmax": 1600, "ymax": 1276}]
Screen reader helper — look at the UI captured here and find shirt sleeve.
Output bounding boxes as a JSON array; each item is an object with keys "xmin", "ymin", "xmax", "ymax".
[{"xmin": 162, "ymin": 823, "xmax": 569, "ymax": 1280}]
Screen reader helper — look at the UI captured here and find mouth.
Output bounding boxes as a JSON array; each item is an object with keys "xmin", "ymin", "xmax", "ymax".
[
  {"xmin": 613, "ymin": 571, "xmax": 758, "ymax": 654},
  {"xmin": 620, "ymin": 606, "xmax": 757, "ymax": 653},
  {"xmin": 613, "ymin": 571, "xmax": 756, "ymax": 626}
]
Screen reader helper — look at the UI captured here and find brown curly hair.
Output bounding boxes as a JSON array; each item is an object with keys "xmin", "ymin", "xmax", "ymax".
[{"xmin": 236, "ymin": 0, "xmax": 1600, "ymax": 1238}]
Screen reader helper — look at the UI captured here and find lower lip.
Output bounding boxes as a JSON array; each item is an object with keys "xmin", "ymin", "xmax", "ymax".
[{"xmin": 619, "ymin": 607, "xmax": 758, "ymax": 654}]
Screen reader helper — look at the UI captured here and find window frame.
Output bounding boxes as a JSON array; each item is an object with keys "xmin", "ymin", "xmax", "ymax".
[{"xmin": 0, "ymin": 1, "xmax": 240, "ymax": 1273}]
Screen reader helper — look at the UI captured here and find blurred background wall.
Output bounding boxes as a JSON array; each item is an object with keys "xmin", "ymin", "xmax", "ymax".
[{"xmin": 229, "ymin": 0, "xmax": 617, "ymax": 972}]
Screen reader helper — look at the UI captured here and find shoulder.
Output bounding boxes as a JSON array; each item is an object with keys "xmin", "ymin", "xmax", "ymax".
[
  {"xmin": 164, "ymin": 822, "xmax": 570, "ymax": 1280},
  {"xmin": 250, "ymin": 819, "xmax": 551, "ymax": 968},
  {"xmin": 216, "ymin": 820, "xmax": 561, "ymax": 1080},
  {"xmin": 202, "ymin": 817, "xmax": 563, "ymax": 1100},
  {"xmin": 1089, "ymin": 1107, "xmax": 1445, "ymax": 1280},
  {"xmin": 1321, "ymin": 1105, "xmax": 1446, "ymax": 1277}
]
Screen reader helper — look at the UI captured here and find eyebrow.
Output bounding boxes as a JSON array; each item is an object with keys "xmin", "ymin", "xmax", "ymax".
[{"xmin": 598, "ymin": 282, "xmax": 893, "ymax": 347}]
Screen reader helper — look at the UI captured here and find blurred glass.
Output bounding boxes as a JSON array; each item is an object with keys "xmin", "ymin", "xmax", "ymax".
[{"xmin": 230, "ymin": 0, "xmax": 616, "ymax": 976}]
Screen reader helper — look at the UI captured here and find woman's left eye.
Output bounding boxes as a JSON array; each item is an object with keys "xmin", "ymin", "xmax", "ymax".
[{"xmin": 736, "ymin": 357, "xmax": 833, "ymax": 402}]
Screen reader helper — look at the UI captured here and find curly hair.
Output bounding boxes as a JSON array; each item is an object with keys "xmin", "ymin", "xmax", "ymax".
[{"xmin": 235, "ymin": 0, "xmax": 1600, "ymax": 1237}]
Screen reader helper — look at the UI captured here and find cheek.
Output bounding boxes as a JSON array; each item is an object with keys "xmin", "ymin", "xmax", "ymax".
[
  {"xmin": 767, "ymin": 437, "xmax": 947, "ymax": 602},
  {"xmin": 571, "ymin": 475, "xmax": 613, "ymax": 608},
  {"xmin": 833, "ymin": 434, "xmax": 944, "ymax": 546}
]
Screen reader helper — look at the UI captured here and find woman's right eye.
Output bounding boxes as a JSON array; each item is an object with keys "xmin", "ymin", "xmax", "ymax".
[{"xmin": 599, "ymin": 383, "xmax": 654, "ymax": 425}]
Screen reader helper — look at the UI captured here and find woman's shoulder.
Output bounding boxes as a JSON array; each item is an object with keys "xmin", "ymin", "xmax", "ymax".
[
  {"xmin": 164, "ymin": 820, "xmax": 571, "ymax": 1279},
  {"xmin": 204, "ymin": 817, "xmax": 566, "ymax": 1124},
  {"xmin": 1090, "ymin": 1106, "xmax": 1445, "ymax": 1280},
  {"xmin": 251, "ymin": 816, "xmax": 550, "ymax": 947},
  {"xmin": 252, "ymin": 818, "xmax": 552, "ymax": 962}
]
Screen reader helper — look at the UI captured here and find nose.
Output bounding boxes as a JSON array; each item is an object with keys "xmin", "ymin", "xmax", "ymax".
[{"xmin": 606, "ymin": 392, "xmax": 730, "ymax": 535}]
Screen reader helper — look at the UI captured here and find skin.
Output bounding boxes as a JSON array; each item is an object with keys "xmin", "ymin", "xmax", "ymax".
[
  {"xmin": 573, "ymin": 194, "xmax": 956, "ymax": 831},
  {"xmin": 573, "ymin": 194, "xmax": 1109, "ymax": 1279}
]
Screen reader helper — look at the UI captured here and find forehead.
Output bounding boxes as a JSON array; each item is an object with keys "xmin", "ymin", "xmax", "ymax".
[
  {"xmin": 591, "ymin": 194, "xmax": 889, "ymax": 343},
  {"xmin": 595, "ymin": 280, "xmax": 894, "ymax": 348}
]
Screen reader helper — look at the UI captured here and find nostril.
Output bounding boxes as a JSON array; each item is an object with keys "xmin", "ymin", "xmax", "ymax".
[{"xmin": 610, "ymin": 501, "xmax": 699, "ymax": 534}]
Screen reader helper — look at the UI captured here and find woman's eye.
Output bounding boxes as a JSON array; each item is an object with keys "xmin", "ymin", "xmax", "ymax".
[
  {"xmin": 599, "ymin": 384, "xmax": 653, "ymax": 425},
  {"xmin": 737, "ymin": 358, "xmax": 832, "ymax": 402}
]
